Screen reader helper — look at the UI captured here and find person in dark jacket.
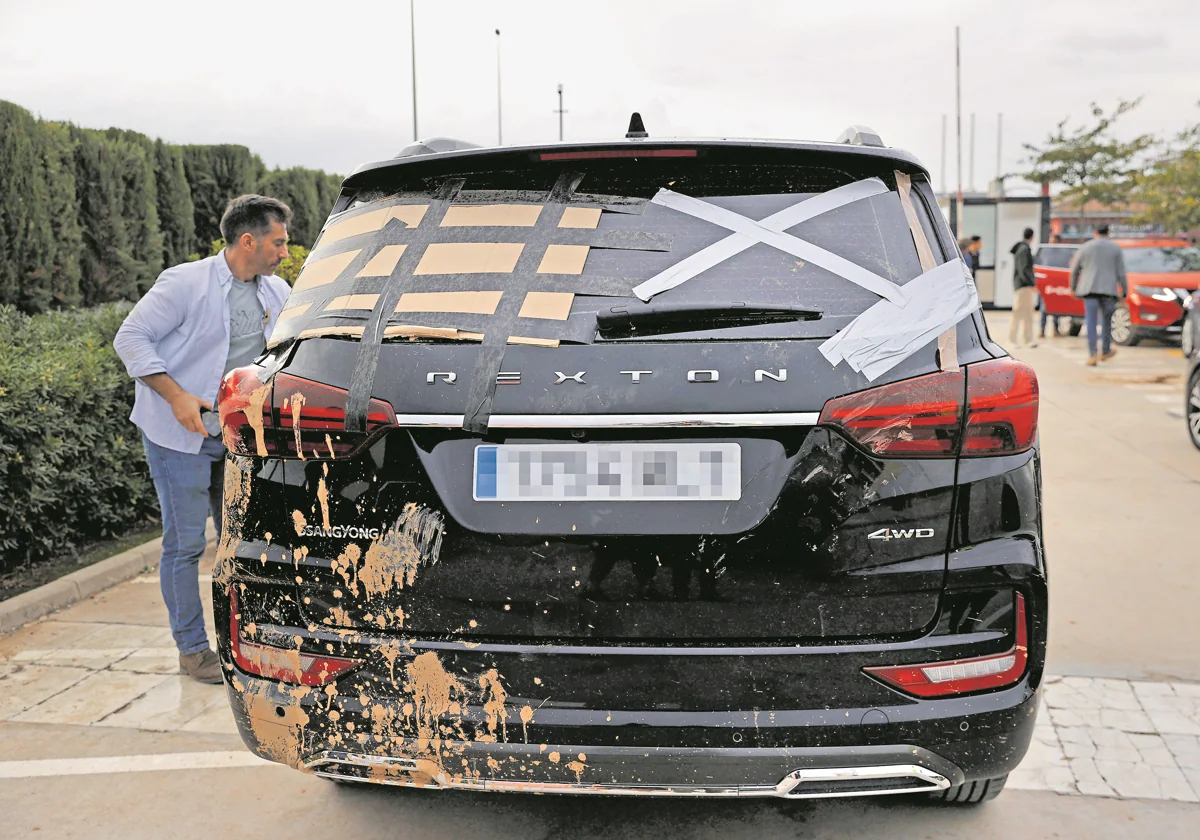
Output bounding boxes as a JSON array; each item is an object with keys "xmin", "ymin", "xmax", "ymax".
[{"xmin": 1009, "ymin": 228, "xmax": 1037, "ymax": 347}]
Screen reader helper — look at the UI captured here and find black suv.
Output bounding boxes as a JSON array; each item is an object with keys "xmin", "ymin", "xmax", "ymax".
[{"xmin": 214, "ymin": 127, "xmax": 1046, "ymax": 804}]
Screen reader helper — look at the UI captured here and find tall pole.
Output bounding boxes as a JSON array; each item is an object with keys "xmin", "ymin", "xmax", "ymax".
[
  {"xmin": 955, "ymin": 26, "xmax": 963, "ymax": 234},
  {"xmin": 969, "ymin": 112, "xmax": 976, "ymax": 193},
  {"xmin": 555, "ymin": 84, "xmax": 566, "ymax": 141},
  {"xmin": 410, "ymin": 0, "xmax": 418, "ymax": 141},
  {"xmin": 495, "ymin": 29, "xmax": 502, "ymax": 145},
  {"xmin": 995, "ymin": 112, "xmax": 1003, "ymax": 189},
  {"xmin": 940, "ymin": 114, "xmax": 947, "ymax": 195}
]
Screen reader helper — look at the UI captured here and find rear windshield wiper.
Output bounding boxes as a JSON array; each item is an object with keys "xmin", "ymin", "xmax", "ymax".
[{"xmin": 596, "ymin": 301, "xmax": 822, "ymax": 338}]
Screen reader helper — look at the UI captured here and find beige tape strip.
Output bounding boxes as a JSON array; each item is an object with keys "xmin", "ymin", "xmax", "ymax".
[
  {"xmin": 414, "ymin": 243, "xmax": 524, "ymax": 275},
  {"xmin": 896, "ymin": 171, "xmax": 958, "ymax": 372},
  {"xmin": 276, "ymin": 302, "xmax": 311, "ymax": 321},
  {"xmin": 537, "ymin": 244, "xmax": 589, "ymax": 274},
  {"xmin": 508, "ymin": 336, "xmax": 559, "ymax": 348},
  {"xmin": 518, "ymin": 291, "xmax": 574, "ymax": 321},
  {"xmin": 297, "ymin": 326, "xmax": 365, "ymax": 340},
  {"xmin": 326, "ymin": 294, "xmax": 380, "ymax": 311},
  {"xmin": 441, "ymin": 204, "xmax": 543, "ymax": 227},
  {"xmin": 292, "ymin": 250, "xmax": 362, "ymax": 292},
  {"xmin": 395, "ymin": 291, "xmax": 503, "ymax": 315},
  {"xmin": 318, "ymin": 205, "xmax": 429, "ymax": 246},
  {"xmin": 281, "ymin": 325, "xmax": 557, "ymax": 348},
  {"xmin": 558, "ymin": 207, "xmax": 602, "ymax": 229},
  {"xmin": 356, "ymin": 244, "xmax": 407, "ymax": 277}
]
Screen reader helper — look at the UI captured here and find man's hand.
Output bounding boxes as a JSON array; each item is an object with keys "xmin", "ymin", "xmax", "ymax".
[
  {"xmin": 138, "ymin": 372, "xmax": 211, "ymax": 435},
  {"xmin": 169, "ymin": 392, "xmax": 212, "ymax": 435}
]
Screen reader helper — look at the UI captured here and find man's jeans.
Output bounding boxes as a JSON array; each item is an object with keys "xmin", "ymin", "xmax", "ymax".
[
  {"xmin": 142, "ymin": 434, "xmax": 224, "ymax": 655},
  {"xmin": 1084, "ymin": 295, "xmax": 1118, "ymax": 358}
]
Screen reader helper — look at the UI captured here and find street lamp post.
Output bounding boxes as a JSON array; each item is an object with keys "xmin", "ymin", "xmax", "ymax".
[
  {"xmin": 496, "ymin": 29, "xmax": 502, "ymax": 145},
  {"xmin": 554, "ymin": 83, "xmax": 567, "ymax": 142},
  {"xmin": 410, "ymin": 0, "xmax": 418, "ymax": 141}
]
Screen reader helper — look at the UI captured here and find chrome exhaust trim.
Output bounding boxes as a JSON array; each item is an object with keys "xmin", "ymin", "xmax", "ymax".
[{"xmin": 303, "ymin": 751, "xmax": 950, "ymax": 799}]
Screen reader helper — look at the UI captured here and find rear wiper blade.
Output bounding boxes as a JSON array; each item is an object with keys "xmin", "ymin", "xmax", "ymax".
[{"xmin": 596, "ymin": 301, "xmax": 822, "ymax": 337}]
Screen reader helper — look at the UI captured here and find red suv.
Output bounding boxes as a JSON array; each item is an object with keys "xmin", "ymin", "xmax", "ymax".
[{"xmin": 1035, "ymin": 238, "xmax": 1200, "ymax": 346}]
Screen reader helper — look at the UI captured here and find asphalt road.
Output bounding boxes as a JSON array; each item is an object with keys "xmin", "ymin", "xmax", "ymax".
[{"xmin": 2, "ymin": 311, "xmax": 1199, "ymax": 838}]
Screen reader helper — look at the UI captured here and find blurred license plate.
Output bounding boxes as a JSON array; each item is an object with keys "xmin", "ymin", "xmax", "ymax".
[{"xmin": 473, "ymin": 443, "xmax": 741, "ymax": 502}]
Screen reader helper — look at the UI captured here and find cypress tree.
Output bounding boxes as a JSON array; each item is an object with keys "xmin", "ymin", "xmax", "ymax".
[
  {"xmin": 73, "ymin": 127, "xmax": 135, "ymax": 306},
  {"xmin": 182, "ymin": 144, "xmax": 266, "ymax": 253},
  {"xmin": 0, "ymin": 101, "xmax": 56, "ymax": 312},
  {"xmin": 40, "ymin": 121, "xmax": 84, "ymax": 308},
  {"xmin": 258, "ymin": 168, "xmax": 321, "ymax": 248},
  {"xmin": 105, "ymin": 129, "xmax": 164, "ymax": 295},
  {"xmin": 153, "ymin": 139, "xmax": 196, "ymax": 266}
]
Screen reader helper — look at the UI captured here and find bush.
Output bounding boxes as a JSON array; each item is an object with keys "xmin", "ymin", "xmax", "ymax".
[{"xmin": 0, "ymin": 303, "xmax": 159, "ymax": 574}]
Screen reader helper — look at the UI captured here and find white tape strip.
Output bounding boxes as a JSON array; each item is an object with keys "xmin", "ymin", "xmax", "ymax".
[
  {"xmin": 819, "ymin": 259, "xmax": 979, "ymax": 381},
  {"xmin": 632, "ymin": 178, "xmax": 905, "ymax": 304},
  {"xmin": 0, "ymin": 751, "xmax": 271, "ymax": 779}
]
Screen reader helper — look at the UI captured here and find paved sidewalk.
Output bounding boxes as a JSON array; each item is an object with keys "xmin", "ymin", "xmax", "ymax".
[{"xmin": 2, "ymin": 543, "xmax": 1199, "ymax": 804}]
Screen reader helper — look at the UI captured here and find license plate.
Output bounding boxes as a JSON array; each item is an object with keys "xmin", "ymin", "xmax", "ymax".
[{"xmin": 473, "ymin": 443, "xmax": 741, "ymax": 502}]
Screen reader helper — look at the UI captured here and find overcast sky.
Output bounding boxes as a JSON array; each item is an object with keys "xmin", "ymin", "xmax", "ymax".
[{"xmin": 2, "ymin": 0, "xmax": 1197, "ymax": 193}]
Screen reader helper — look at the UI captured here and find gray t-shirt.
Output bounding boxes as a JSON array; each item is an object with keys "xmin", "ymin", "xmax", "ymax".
[{"xmin": 224, "ymin": 277, "xmax": 266, "ymax": 375}]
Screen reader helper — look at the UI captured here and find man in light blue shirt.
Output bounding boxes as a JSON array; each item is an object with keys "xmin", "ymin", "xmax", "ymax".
[{"xmin": 114, "ymin": 195, "xmax": 293, "ymax": 682}]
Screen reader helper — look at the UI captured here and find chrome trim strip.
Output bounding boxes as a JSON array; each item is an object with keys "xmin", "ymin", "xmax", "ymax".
[
  {"xmin": 302, "ymin": 752, "xmax": 949, "ymax": 799},
  {"xmin": 393, "ymin": 412, "xmax": 821, "ymax": 428}
]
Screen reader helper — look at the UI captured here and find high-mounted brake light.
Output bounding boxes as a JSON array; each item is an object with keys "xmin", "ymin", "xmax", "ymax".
[
  {"xmin": 218, "ymin": 367, "xmax": 396, "ymax": 459},
  {"xmin": 863, "ymin": 593, "xmax": 1029, "ymax": 698},
  {"xmin": 229, "ymin": 590, "xmax": 361, "ymax": 686},
  {"xmin": 817, "ymin": 358, "xmax": 1038, "ymax": 459},
  {"xmin": 539, "ymin": 149, "xmax": 697, "ymax": 161}
]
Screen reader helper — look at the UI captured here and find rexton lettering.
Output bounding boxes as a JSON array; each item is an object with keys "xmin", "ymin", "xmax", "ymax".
[{"xmin": 300, "ymin": 525, "xmax": 382, "ymax": 539}]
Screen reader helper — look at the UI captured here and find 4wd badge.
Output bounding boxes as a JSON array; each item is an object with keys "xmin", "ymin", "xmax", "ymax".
[{"xmin": 868, "ymin": 527, "xmax": 935, "ymax": 540}]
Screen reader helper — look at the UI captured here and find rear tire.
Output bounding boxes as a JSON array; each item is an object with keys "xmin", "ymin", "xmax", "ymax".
[
  {"xmin": 929, "ymin": 774, "xmax": 1007, "ymax": 805},
  {"xmin": 1187, "ymin": 368, "xmax": 1200, "ymax": 452},
  {"xmin": 1182, "ymin": 312, "xmax": 1195, "ymax": 359},
  {"xmin": 1111, "ymin": 303, "xmax": 1139, "ymax": 346}
]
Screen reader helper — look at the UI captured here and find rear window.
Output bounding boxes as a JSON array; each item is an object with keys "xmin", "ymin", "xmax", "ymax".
[
  {"xmin": 276, "ymin": 155, "xmax": 946, "ymax": 347},
  {"xmin": 1035, "ymin": 246, "xmax": 1076, "ymax": 268},
  {"xmin": 1122, "ymin": 246, "xmax": 1200, "ymax": 273}
]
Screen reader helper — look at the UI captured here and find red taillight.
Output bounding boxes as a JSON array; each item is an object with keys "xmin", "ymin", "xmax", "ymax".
[
  {"xmin": 538, "ymin": 148, "xmax": 697, "ymax": 161},
  {"xmin": 217, "ymin": 367, "xmax": 396, "ymax": 459},
  {"xmin": 817, "ymin": 358, "xmax": 1038, "ymax": 459},
  {"xmin": 229, "ymin": 590, "xmax": 361, "ymax": 686},
  {"xmin": 864, "ymin": 593, "xmax": 1029, "ymax": 698},
  {"xmin": 963, "ymin": 359, "xmax": 1039, "ymax": 455},
  {"xmin": 818, "ymin": 369, "xmax": 964, "ymax": 457}
]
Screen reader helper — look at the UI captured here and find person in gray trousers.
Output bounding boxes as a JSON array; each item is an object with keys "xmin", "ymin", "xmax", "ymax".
[{"xmin": 1069, "ymin": 224, "xmax": 1128, "ymax": 365}]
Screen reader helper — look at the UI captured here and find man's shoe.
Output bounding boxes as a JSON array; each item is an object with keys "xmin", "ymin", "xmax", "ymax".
[
  {"xmin": 1100, "ymin": 349, "xmax": 1117, "ymax": 361},
  {"xmin": 179, "ymin": 648, "xmax": 223, "ymax": 684},
  {"xmin": 1085, "ymin": 355, "xmax": 1098, "ymax": 366},
  {"xmin": 1038, "ymin": 330, "xmax": 1046, "ymax": 339}
]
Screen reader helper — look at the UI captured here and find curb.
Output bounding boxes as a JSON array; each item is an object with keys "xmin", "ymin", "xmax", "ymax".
[{"xmin": 0, "ymin": 524, "xmax": 216, "ymax": 636}]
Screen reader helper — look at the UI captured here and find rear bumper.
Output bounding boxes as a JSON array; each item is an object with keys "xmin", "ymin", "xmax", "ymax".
[{"xmin": 220, "ymin": 667, "xmax": 1040, "ymax": 796}]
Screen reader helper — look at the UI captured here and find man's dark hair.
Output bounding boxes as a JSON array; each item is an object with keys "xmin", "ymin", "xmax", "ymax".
[
  {"xmin": 1023, "ymin": 227, "xmax": 1034, "ymax": 240},
  {"xmin": 970, "ymin": 235, "xmax": 982, "ymax": 243},
  {"xmin": 220, "ymin": 195, "xmax": 293, "ymax": 245},
  {"xmin": 1097, "ymin": 224, "xmax": 1110, "ymax": 236}
]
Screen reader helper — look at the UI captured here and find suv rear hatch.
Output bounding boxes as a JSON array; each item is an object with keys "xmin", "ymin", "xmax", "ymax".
[{"xmin": 225, "ymin": 142, "xmax": 982, "ymax": 644}]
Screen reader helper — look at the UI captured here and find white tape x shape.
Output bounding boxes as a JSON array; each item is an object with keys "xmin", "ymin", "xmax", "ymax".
[{"xmin": 632, "ymin": 177, "xmax": 909, "ymax": 304}]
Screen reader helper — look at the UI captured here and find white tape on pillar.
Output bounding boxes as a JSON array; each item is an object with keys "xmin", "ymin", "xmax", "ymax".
[
  {"xmin": 819, "ymin": 259, "xmax": 980, "ymax": 381},
  {"xmin": 632, "ymin": 178, "xmax": 906, "ymax": 304}
]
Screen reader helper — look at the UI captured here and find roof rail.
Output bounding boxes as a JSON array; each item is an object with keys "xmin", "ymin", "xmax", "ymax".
[
  {"xmin": 835, "ymin": 125, "xmax": 885, "ymax": 148},
  {"xmin": 395, "ymin": 137, "xmax": 481, "ymax": 158}
]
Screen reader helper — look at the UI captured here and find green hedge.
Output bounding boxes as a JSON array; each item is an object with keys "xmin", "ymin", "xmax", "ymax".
[{"xmin": 0, "ymin": 303, "xmax": 159, "ymax": 573}]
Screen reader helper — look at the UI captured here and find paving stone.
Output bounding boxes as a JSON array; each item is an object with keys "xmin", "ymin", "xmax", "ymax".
[
  {"xmin": 0, "ymin": 664, "xmax": 94, "ymax": 719},
  {"xmin": 1069, "ymin": 757, "xmax": 1117, "ymax": 797},
  {"xmin": 0, "ymin": 621, "xmax": 104, "ymax": 661},
  {"xmin": 1147, "ymin": 709, "xmax": 1200, "ymax": 736},
  {"xmin": 12, "ymin": 670, "xmax": 168, "ymax": 725},
  {"xmin": 1094, "ymin": 759, "xmax": 1199, "ymax": 802},
  {"xmin": 23, "ymin": 623, "xmax": 171, "ymax": 670},
  {"xmin": 95, "ymin": 675, "xmax": 227, "ymax": 732},
  {"xmin": 1163, "ymin": 734, "xmax": 1200, "ymax": 769},
  {"xmin": 1098, "ymin": 708, "xmax": 1156, "ymax": 733}
]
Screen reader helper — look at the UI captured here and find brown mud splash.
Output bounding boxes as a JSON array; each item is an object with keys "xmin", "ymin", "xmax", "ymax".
[
  {"xmin": 287, "ymin": 392, "xmax": 307, "ymax": 459},
  {"xmin": 317, "ymin": 463, "xmax": 331, "ymax": 530},
  {"xmin": 292, "ymin": 510, "xmax": 307, "ymax": 537},
  {"xmin": 332, "ymin": 544, "xmax": 361, "ymax": 597},
  {"xmin": 214, "ymin": 463, "xmax": 254, "ymax": 586},
  {"xmin": 404, "ymin": 651, "xmax": 466, "ymax": 753},
  {"xmin": 478, "ymin": 669, "xmax": 508, "ymax": 742},
  {"xmin": 243, "ymin": 381, "xmax": 272, "ymax": 457},
  {"xmin": 519, "ymin": 705, "xmax": 534, "ymax": 743},
  {"xmin": 360, "ymin": 503, "xmax": 444, "ymax": 598},
  {"xmin": 242, "ymin": 683, "xmax": 313, "ymax": 768}
]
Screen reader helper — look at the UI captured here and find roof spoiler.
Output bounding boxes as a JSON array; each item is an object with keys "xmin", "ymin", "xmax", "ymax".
[{"xmin": 835, "ymin": 125, "xmax": 885, "ymax": 148}]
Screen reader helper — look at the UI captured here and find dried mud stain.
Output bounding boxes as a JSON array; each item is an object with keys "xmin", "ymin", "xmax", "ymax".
[
  {"xmin": 317, "ymin": 463, "xmax": 331, "ymax": 530},
  {"xmin": 243, "ymin": 380, "xmax": 272, "ymax": 457},
  {"xmin": 214, "ymin": 463, "xmax": 254, "ymax": 585},
  {"xmin": 242, "ymin": 683, "xmax": 313, "ymax": 768},
  {"xmin": 360, "ymin": 503, "xmax": 444, "ymax": 598},
  {"xmin": 478, "ymin": 669, "xmax": 508, "ymax": 742},
  {"xmin": 332, "ymin": 543, "xmax": 361, "ymax": 597}
]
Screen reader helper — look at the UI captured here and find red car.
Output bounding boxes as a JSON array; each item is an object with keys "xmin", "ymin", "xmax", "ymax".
[{"xmin": 1035, "ymin": 238, "xmax": 1200, "ymax": 346}]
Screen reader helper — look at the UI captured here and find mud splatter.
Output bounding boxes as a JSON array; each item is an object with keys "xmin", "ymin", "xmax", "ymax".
[
  {"xmin": 243, "ymin": 381, "xmax": 272, "ymax": 457},
  {"xmin": 519, "ymin": 705, "xmax": 534, "ymax": 743},
  {"xmin": 316, "ymin": 464, "xmax": 331, "ymax": 530},
  {"xmin": 287, "ymin": 391, "xmax": 307, "ymax": 459},
  {"xmin": 548, "ymin": 751, "xmax": 561, "ymax": 764},
  {"xmin": 214, "ymin": 463, "xmax": 254, "ymax": 585},
  {"xmin": 360, "ymin": 504, "xmax": 444, "ymax": 599},
  {"xmin": 478, "ymin": 669, "xmax": 508, "ymax": 742},
  {"xmin": 325, "ymin": 433, "xmax": 336, "ymax": 459},
  {"xmin": 405, "ymin": 652, "xmax": 465, "ymax": 752},
  {"xmin": 379, "ymin": 640, "xmax": 405, "ymax": 683},
  {"xmin": 332, "ymin": 544, "xmax": 361, "ymax": 597},
  {"xmin": 243, "ymin": 686, "xmax": 312, "ymax": 768},
  {"xmin": 292, "ymin": 510, "xmax": 307, "ymax": 537}
]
